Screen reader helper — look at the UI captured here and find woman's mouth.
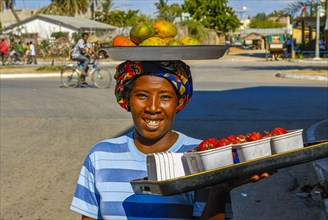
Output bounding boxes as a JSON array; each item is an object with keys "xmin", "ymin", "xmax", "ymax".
[{"xmin": 144, "ymin": 119, "xmax": 161, "ymax": 126}]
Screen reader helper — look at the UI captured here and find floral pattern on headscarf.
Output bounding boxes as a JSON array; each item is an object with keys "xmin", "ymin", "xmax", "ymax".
[{"xmin": 114, "ymin": 60, "xmax": 193, "ymax": 112}]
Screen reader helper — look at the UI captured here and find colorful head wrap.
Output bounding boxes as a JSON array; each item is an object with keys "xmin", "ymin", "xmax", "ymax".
[{"xmin": 114, "ymin": 60, "xmax": 193, "ymax": 112}]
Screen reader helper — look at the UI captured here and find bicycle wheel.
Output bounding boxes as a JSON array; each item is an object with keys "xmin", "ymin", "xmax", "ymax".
[
  {"xmin": 91, "ymin": 68, "xmax": 113, "ymax": 89},
  {"xmin": 61, "ymin": 66, "xmax": 80, "ymax": 88}
]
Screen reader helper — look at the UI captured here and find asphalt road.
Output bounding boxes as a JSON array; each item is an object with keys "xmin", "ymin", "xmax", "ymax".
[{"xmin": 1, "ymin": 59, "xmax": 327, "ymax": 220}]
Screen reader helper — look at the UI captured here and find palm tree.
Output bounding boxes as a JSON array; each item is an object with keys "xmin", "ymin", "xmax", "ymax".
[
  {"xmin": 285, "ymin": 0, "xmax": 315, "ymax": 17},
  {"xmin": 0, "ymin": 0, "xmax": 20, "ymax": 22},
  {"xmin": 37, "ymin": 0, "xmax": 88, "ymax": 16},
  {"xmin": 90, "ymin": 0, "xmax": 114, "ymax": 20}
]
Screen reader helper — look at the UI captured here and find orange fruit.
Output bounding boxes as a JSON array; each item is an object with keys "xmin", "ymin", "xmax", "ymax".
[
  {"xmin": 180, "ymin": 36, "xmax": 200, "ymax": 45},
  {"xmin": 260, "ymin": 172, "xmax": 270, "ymax": 179},
  {"xmin": 112, "ymin": 35, "xmax": 136, "ymax": 46},
  {"xmin": 129, "ymin": 22, "xmax": 155, "ymax": 45},
  {"xmin": 139, "ymin": 37, "xmax": 166, "ymax": 46},
  {"xmin": 153, "ymin": 20, "xmax": 177, "ymax": 39}
]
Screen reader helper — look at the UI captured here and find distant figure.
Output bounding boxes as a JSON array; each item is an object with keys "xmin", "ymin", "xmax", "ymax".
[
  {"xmin": 24, "ymin": 42, "xmax": 30, "ymax": 64},
  {"xmin": 225, "ymin": 40, "xmax": 231, "ymax": 54},
  {"xmin": 29, "ymin": 41, "xmax": 37, "ymax": 64},
  {"xmin": 0, "ymin": 38, "xmax": 9, "ymax": 66},
  {"xmin": 285, "ymin": 37, "xmax": 292, "ymax": 55},
  {"xmin": 319, "ymin": 38, "xmax": 326, "ymax": 50}
]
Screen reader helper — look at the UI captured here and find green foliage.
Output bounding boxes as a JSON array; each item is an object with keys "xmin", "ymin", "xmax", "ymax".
[
  {"xmin": 182, "ymin": 0, "xmax": 240, "ymax": 32},
  {"xmin": 181, "ymin": 20, "xmax": 208, "ymax": 41},
  {"xmin": 36, "ymin": 65, "xmax": 63, "ymax": 71},
  {"xmin": 37, "ymin": 0, "xmax": 88, "ymax": 16},
  {"xmin": 51, "ymin": 32, "xmax": 64, "ymax": 39},
  {"xmin": 154, "ymin": 0, "xmax": 183, "ymax": 22},
  {"xmin": 72, "ymin": 32, "xmax": 81, "ymax": 43},
  {"xmin": 249, "ymin": 12, "xmax": 286, "ymax": 28}
]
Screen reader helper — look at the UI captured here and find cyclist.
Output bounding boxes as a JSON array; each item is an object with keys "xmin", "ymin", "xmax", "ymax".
[{"xmin": 71, "ymin": 32, "xmax": 96, "ymax": 85}]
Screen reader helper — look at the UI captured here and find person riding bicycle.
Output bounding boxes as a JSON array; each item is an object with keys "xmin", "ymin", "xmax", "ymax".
[{"xmin": 71, "ymin": 32, "xmax": 96, "ymax": 84}]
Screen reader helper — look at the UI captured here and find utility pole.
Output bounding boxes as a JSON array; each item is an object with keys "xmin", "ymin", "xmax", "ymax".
[{"xmin": 313, "ymin": 0, "xmax": 321, "ymax": 60}]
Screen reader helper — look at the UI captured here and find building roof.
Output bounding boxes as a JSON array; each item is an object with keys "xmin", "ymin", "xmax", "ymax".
[
  {"xmin": 241, "ymin": 28, "xmax": 288, "ymax": 36},
  {"xmin": 2, "ymin": 14, "xmax": 117, "ymax": 32}
]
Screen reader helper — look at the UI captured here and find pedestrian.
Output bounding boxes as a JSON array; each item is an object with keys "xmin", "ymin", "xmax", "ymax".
[
  {"xmin": 24, "ymin": 42, "xmax": 30, "ymax": 64},
  {"xmin": 70, "ymin": 60, "xmax": 269, "ymax": 219},
  {"xmin": 29, "ymin": 41, "xmax": 37, "ymax": 64},
  {"xmin": 17, "ymin": 40, "xmax": 24, "ymax": 60},
  {"xmin": 285, "ymin": 37, "xmax": 292, "ymax": 56},
  {"xmin": 0, "ymin": 38, "xmax": 9, "ymax": 66}
]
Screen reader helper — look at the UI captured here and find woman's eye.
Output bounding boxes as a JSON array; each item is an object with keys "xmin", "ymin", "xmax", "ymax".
[
  {"xmin": 136, "ymin": 94, "xmax": 147, "ymax": 99},
  {"xmin": 161, "ymin": 95, "xmax": 172, "ymax": 100}
]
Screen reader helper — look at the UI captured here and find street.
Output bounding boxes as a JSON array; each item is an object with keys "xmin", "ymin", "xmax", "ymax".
[{"xmin": 1, "ymin": 58, "xmax": 327, "ymax": 219}]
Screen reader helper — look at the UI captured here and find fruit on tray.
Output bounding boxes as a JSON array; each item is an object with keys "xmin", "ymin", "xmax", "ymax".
[
  {"xmin": 192, "ymin": 138, "xmax": 220, "ymax": 152},
  {"xmin": 180, "ymin": 36, "xmax": 200, "ymax": 45},
  {"xmin": 153, "ymin": 20, "xmax": 177, "ymax": 39},
  {"xmin": 246, "ymin": 132, "xmax": 263, "ymax": 142},
  {"xmin": 139, "ymin": 37, "xmax": 166, "ymax": 46},
  {"xmin": 112, "ymin": 20, "xmax": 200, "ymax": 46},
  {"xmin": 264, "ymin": 127, "xmax": 288, "ymax": 137},
  {"xmin": 112, "ymin": 35, "xmax": 136, "ymax": 46},
  {"xmin": 129, "ymin": 22, "xmax": 155, "ymax": 44}
]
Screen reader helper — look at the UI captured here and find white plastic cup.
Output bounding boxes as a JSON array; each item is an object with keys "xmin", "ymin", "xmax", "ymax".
[
  {"xmin": 233, "ymin": 138, "xmax": 272, "ymax": 162},
  {"xmin": 270, "ymin": 129, "xmax": 304, "ymax": 154}
]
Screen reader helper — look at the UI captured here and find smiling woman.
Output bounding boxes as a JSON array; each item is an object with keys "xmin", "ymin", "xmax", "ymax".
[{"xmin": 68, "ymin": 60, "xmax": 268, "ymax": 220}]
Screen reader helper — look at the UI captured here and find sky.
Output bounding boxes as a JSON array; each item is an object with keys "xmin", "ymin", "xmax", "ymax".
[{"xmin": 13, "ymin": 0, "xmax": 297, "ymax": 17}]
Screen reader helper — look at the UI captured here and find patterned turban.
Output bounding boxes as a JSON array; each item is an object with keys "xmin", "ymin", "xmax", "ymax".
[{"xmin": 114, "ymin": 60, "xmax": 193, "ymax": 112}]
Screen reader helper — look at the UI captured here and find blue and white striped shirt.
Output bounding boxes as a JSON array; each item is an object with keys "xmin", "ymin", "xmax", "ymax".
[{"xmin": 70, "ymin": 131, "xmax": 206, "ymax": 219}]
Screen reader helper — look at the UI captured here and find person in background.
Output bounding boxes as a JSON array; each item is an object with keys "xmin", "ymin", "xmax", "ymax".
[
  {"xmin": 70, "ymin": 60, "xmax": 269, "ymax": 220},
  {"xmin": 71, "ymin": 32, "xmax": 96, "ymax": 84},
  {"xmin": 24, "ymin": 42, "xmax": 30, "ymax": 64},
  {"xmin": 17, "ymin": 40, "xmax": 24, "ymax": 60},
  {"xmin": 29, "ymin": 41, "xmax": 37, "ymax": 64},
  {"xmin": 285, "ymin": 37, "xmax": 292, "ymax": 57},
  {"xmin": 0, "ymin": 38, "xmax": 9, "ymax": 66}
]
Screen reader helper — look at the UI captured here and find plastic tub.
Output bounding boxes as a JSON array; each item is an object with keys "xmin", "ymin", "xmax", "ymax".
[
  {"xmin": 147, "ymin": 152, "xmax": 185, "ymax": 181},
  {"xmin": 270, "ymin": 129, "xmax": 304, "ymax": 154},
  {"xmin": 233, "ymin": 138, "xmax": 271, "ymax": 162},
  {"xmin": 182, "ymin": 145, "xmax": 233, "ymax": 175}
]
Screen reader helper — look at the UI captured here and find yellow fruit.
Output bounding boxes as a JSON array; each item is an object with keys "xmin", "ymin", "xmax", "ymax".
[
  {"xmin": 153, "ymin": 20, "xmax": 177, "ymax": 39},
  {"xmin": 180, "ymin": 36, "xmax": 200, "ymax": 45},
  {"xmin": 130, "ymin": 22, "xmax": 155, "ymax": 45},
  {"xmin": 167, "ymin": 38, "xmax": 182, "ymax": 46},
  {"xmin": 139, "ymin": 37, "xmax": 166, "ymax": 46}
]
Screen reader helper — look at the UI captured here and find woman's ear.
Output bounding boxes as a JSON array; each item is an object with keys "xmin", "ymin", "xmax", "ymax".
[{"xmin": 177, "ymin": 96, "xmax": 185, "ymax": 111}]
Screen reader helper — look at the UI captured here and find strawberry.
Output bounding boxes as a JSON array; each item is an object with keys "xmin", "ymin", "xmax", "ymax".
[
  {"xmin": 246, "ymin": 132, "xmax": 262, "ymax": 142},
  {"xmin": 217, "ymin": 138, "xmax": 230, "ymax": 147},
  {"xmin": 236, "ymin": 134, "xmax": 246, "ymax": 143},
  {"xmin": 226, "ymin": 135, "xmax": 236, "ymax": 143},
  {"xmin": 271, "ymin": 127, "xmax": 288, "ymax": 136},
  {"xmin": 194, "ymin": 138, "xmax": 220, "ymax": 151}
]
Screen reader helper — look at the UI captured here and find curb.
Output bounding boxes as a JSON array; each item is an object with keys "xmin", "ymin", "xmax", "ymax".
[
  {"xmin": 275, "ymin": 72, "xmax": 328, "ymax": 81},
  {"xmin": 289, "ymin": 59, "xmax": 328, "ymax": 64},
  {"xmin": 0, "ymin": 73, "xmax": 59, "ymax": 79}
]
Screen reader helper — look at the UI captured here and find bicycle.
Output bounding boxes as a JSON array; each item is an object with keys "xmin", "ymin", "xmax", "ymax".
[{"xmin": 60, "ymin": 56, "xmax": 112, "ymax": 89}]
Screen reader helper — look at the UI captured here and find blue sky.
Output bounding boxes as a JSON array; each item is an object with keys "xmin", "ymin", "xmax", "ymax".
[{"xmin": 14, "ymin": 0, "xmax": 296, "ymax": 17}]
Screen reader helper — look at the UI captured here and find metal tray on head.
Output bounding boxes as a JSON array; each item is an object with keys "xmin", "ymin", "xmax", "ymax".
[
  {"xmin": 101, "ymin": 45, "xmax": 229, "ymax": 61},
  {"xmin": 130, "ymin": 141, "xmax": 328, "ymax": 196}
]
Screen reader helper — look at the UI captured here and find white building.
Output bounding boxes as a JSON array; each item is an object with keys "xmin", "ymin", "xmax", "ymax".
[{"xmin": 1, "ymin": 14, "xmax": 117, "ymax": 40}]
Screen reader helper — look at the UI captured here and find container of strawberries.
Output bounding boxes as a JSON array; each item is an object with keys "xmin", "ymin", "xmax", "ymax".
[
  {"xmin": 229, "ymin": 132, "xmax": 272, "ymax": 163},
  {"xmin": 265, "ymin": 128, "xmax": 304, "ymax": 154},
  {"xmin": 182, "ymin": 138, "xmax": 233, "ymax": 175}
]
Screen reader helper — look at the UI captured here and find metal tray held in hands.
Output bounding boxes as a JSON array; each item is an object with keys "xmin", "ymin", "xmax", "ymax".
[
  {"xmin": 130, "ymin": 141, "xmax": 328, "ymax": 196},
  {"xmin": 101, "ymin": 45, "xmax": 229, "ymax": 61}
]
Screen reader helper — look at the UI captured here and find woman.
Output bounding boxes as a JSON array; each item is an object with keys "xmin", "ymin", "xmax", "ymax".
[{"xmin": 70, "ymin": 60, "xmax": 264, "ymax": 219}]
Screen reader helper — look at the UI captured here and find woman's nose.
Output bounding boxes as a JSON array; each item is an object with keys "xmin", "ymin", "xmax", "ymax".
[{"xmin": 145, "ymin": 96, "xmax": 160, "ymax": 113}]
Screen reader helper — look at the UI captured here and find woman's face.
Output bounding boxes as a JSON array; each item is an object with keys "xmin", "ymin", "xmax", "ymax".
[{"xmin": 128, "ymin": 75, "xmax": 184, "ymax": 143}]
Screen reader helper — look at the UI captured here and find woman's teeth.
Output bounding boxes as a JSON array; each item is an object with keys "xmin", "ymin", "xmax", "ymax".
[{"xmin": 145, "ymin": 119, "xmax": 160, "ymax": 126}]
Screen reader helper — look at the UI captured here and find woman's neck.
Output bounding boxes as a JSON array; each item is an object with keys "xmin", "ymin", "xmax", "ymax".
[{"xmin": 133, "ymin": 131, "xmax": 178, "ymax": 154}]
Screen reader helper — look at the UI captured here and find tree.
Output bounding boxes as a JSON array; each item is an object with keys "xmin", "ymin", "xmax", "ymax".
[
  {"xmin": 284, "ymin": 0, "xmax": 316, "ymax": 17},
  {"xmin": 0, "ymin": 0, "xmax": 20, "ymax": 22},
  {"xmin": 249, "ymin": 12, "xmax": 285, "ymax": 28},
  {"xmin": 37, "ymin": 0, "xmax": 88, "ymax": 16},
  {"xmin": 182, "ymin": 0, "xmax": 240, "ymax": 33},
  {"xmin": 154, "ymin": 0, "xmax": 182, "ymax": 22}
]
